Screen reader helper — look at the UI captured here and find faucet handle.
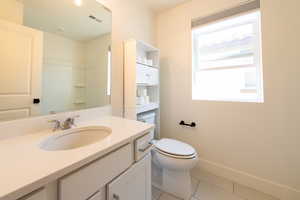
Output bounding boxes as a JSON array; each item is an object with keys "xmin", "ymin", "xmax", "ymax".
[
  {"xmin": 48, "ymin": 119, "xmax": 61, "ymax": 131},
  {"xmin": 68, "ymin": 115, "xmax": 80, "ymax": 126}
]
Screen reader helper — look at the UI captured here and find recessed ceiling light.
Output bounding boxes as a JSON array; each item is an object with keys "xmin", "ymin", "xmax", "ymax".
[
  {"xmin": 74, "ymin": 0, "xmax": 82, "ymax": 7},
  {"xmin": 89, "ymin": 15, "xmax": 102, "ymax": 23}
]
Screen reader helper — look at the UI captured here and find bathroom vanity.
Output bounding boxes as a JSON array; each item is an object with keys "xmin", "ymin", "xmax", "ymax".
[{"xmin": 0, "ymin": 117, "xmax": 154, "ymax": 200}]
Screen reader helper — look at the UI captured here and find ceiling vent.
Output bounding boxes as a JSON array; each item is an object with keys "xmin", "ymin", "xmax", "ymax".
[{"xmin": 89, "ymin": 15, "xmax": 102, "ymax": 23}]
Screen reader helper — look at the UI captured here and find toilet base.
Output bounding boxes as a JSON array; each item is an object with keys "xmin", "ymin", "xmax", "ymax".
[
  {"xmin": 152, "ymin": 161, "xmax": 192, "ymax": 200},
  {"xmin": 162, "ymin": 169, "xmax": 192, "ymax": 200}
]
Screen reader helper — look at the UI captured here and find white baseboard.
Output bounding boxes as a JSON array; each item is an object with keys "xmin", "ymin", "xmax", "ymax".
[{"xmin": 193, "ymin": 158, "xmax": 300, "ymax": 200}]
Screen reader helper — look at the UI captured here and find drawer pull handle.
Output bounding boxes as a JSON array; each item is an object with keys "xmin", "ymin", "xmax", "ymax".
[
  {"xmin": 113, "ymin": 194, "xmax": 120, "ymax": 200},
  {"xmin": 138, "ymin": 143, "xmax": 153, "ymax": 152}
]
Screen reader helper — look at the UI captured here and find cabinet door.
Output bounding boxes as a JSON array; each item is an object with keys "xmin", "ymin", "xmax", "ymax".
[
  {"xmin": 107, "ymin": 153, "xmax": 151, "ymax": 200},
  {"xmin": 59, "ymin": 144, "xmax": 132, "ymax": 200}
]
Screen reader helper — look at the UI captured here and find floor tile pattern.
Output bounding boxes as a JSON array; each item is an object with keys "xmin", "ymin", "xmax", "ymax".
[{"xmin": 153, "ymin": 178, "xmax": 246, "ymax": 200}]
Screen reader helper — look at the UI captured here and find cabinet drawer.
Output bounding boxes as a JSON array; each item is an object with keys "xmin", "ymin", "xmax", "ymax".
[
  {"xmin": 59, "ymin": 144, "xmax": 133, "ymax": 200},
  {"xmin": 87, "ymin": 187, "xmax": 106, "ymax": 200},
  {"xmin": 136, "ymin": 64, "xmax": 158, "ymax": 85},
  {"xmin": 135, "ymin": 133, "xmax": 153, "ymax": 161},
  {"xmin": 20, "ymin": 188, "xmax": 46, "ymax": 200}
]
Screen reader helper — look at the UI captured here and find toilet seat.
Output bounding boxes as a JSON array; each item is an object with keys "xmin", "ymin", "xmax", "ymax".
[
  {"xmin": 155, "ymin": 148, "xmax": 197, "ymax": 159},
  {"xmin": 154, "ymin": 138, "xmax": 196, "ymax": 159}
]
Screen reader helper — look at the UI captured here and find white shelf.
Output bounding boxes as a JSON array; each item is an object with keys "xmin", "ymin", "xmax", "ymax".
[
  {"xmin": 136, "ymin": 102, "xmax": 159, "ymax": 114},
  {"xmin": 74, "ymin": 84, "xmax": 86, "ymax": 88},
  {"xmin": 136, "ymin": 83, "xmax": 159, "ymax": 87},
  {"xmin": 73, "ymin": 100, "xmax": 86, "ymax": 104},
  {"xmin": 136, "ymin": 62, "xmax": 159, "ymax": 69}
]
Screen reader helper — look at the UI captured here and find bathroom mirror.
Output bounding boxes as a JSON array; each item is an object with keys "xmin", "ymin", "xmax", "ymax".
[{"xmin": 0, "ymin": 0, "xmax": 112, "ymax": 122}]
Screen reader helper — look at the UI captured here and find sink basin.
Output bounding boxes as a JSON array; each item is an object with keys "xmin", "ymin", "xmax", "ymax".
[{"xmin": 40, "ymin": 126, "xmax": 112, "ymax": 151}]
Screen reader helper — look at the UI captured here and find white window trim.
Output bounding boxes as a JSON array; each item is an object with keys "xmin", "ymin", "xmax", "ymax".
[
  {"xmin": 107, "ymin": 49, "xmax": 112, "ymax": 96},
  {"xmin": 192, "ymin": 10, "xmax": 264, "ymax": 103}
]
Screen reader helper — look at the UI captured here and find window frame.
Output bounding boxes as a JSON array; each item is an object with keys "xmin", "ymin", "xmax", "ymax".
[
  {"xmin": 191, "ymin": 10, "xmax": 264, "ymax": 103},
  {"xmin": 107, "ymin": 47, "xmax": 112, "ymax": 96}
]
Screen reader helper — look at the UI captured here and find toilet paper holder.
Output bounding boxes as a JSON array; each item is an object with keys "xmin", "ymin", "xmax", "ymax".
[{"xmin": 179, "ymin": 120, "xmax": 196, "ymax": 127}]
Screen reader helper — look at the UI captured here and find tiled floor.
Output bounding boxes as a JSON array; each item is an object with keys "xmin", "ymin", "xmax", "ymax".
[{"xmin": 152, "ymin": 178, "xmax": 246, "ymax": 200}]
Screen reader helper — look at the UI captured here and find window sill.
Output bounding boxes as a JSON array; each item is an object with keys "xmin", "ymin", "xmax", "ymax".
[{"xmin": 191, "ymin": 97, "xmax": 264, "ymax": 103}]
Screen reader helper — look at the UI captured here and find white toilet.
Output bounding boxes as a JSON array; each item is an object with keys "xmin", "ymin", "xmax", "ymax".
[
  {"xmin": 152, "ymin": 138, "xmax": 198, "ymax": 200},
  {"xmin": 137, "ymin": 113, "xmax": 198, "ymax": 200}
]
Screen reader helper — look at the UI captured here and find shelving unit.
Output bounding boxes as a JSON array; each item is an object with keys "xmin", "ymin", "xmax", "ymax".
[
  {"xmin": 136, "ymin": 62, "xmax": 159, "ymax": 68},
  {"xmin": 124, "ymin": 39, "xmax": 160, "ymax": 138},
  {"xmin": 74, "ymin": 84, "xmax": 86, "ymax": 88},
  {"xmin": 136, "ymin": 102, "xmax": 159, "ymax": 114}
]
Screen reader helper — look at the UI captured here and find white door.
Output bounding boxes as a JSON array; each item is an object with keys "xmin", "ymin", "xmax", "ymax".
[
  {"xmin": 108, "ymin": 153, "xmax": 151, "ymax": 200},
  {"xmin": 0, "ymin": 19, "xmax": 43, "ymax": 121}
]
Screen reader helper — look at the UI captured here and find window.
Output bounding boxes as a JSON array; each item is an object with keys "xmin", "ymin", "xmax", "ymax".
[
  {"xmin": 107, "ymin": 48, "xmax": 111, "ymax": 96},
  {"xmin": 192, "ymin": 10, "xmax": 263, "ymax": 102}
]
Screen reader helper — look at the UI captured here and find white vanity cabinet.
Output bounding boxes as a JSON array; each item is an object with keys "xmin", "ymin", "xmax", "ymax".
[
  {"xmin": 12, "ymin": 131, "xmax": 153, "ymax": 200},
  {"xmin": 107, "ymin": 133, "xmax": 153, "ymax": 200},
  {"xmin": 59, "ymin": 144, "xmax": 133, "ymax": 200},
  {"xmin": 19, "ymin": 188, "xmax": 46, "ymax": 200},
  {"xmin": 87, "ymin": 190, "xmax": 105, "ymax": 200},
  {"xmin": 135, "ymin": 132, "xmax": 153, "ymax": 160},
  {"xmin": 57, "ymin": 132, "xmax": 152, "ymax": 200},
  {"xmin": 107, "ymin": 153, "xmax": 151, "ymax": 200}
]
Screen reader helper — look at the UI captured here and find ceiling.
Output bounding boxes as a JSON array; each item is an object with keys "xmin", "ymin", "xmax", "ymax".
[
  {"xmin": 144, "ymin": 0, "xmax": 190, "ymax": 12},
  {"xmin": 22, "ymin": 0, "xmax": 112, "ymax": 41},
  {"xmin": 21, "ymin": 0, "xmax": 189, "ymax": 41}
]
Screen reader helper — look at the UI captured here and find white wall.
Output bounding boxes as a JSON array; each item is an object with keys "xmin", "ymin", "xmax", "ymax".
[
  {"xmin": 42, "ymin": 32, "xmax": 86, "ymax": 114},
  {"xmin": 156, "ymin": 0, "xmax": 300, "ymax": 199},
  {"xmin": 84, "ymin": 34, "xmax": 111, "ymax": 108},
  {"xmin": 42, "ymin": 32, "xmax": 112, "ymax": 114},
  {"xmin": 37, "ymin": 0, "xmax": 156, "ymax": 116},
  {"xmin": 107, "ymin": 0, "xmax": 155, "ymax": 116},
  {"xmin": 0, "ymin": 0, "xmax": 23, "ymax": 24}
]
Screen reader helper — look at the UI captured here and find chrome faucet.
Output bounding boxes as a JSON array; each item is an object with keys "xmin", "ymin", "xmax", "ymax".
[
  {"xmin": 48, "ymin": 119, "xmax": 61, "ymax": 132},
  {"xmin": 61, "ymin": 115, "xmax": 80, "ymax": 130},
  {"xmin": 48, "ymin": 115, "xmax": 80, "ymax": 131}
]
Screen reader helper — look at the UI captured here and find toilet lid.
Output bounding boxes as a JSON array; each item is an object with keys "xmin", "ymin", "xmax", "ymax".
[{"xmin": 154, "ymin": 138, "xmax": 196, "ymax": 157}]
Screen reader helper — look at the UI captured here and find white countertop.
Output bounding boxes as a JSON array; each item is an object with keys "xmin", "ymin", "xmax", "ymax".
[{"xmin": 0, "ymin": 116, "xmax": 154, "ymax": 200}]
